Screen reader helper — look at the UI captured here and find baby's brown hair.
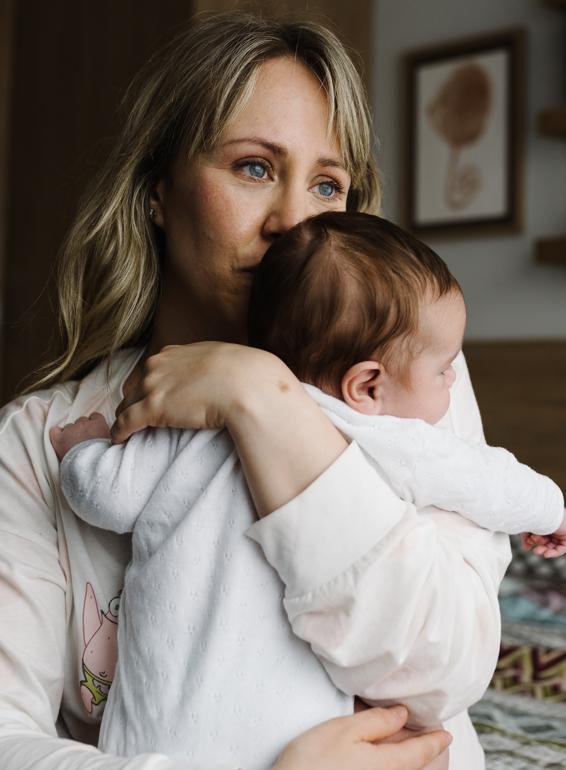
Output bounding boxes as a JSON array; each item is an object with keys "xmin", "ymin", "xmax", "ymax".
[{"xmin": 248, "ymin": 212, "xmax": 461, "ymax": 396}]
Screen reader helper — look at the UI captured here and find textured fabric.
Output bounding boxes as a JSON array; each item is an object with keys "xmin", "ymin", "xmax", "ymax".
[
  {"xmin": 0, "ymin": 349, "xmax": 508, "ymax": 770},
  {"xmin": 61, "ymin": 428, "xmax": 352, "ymax": 770},
  {"xmin": 493, "ymin": 644, "xmax": 566, "ymax": 700},
  {"xmin": 470, "ymin": 675, "xmax": 566, "ymax": 768}
]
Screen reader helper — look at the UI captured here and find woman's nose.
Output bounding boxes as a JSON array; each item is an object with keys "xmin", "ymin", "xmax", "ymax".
[{"xmin": 263, "ymin": 187, "xmax": 309, "ymax": 238}]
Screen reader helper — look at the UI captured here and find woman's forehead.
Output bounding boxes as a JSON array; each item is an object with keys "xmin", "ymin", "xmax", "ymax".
[{"xmin": 220, "ymin": 57, "xmax": 344, "ymax": 161}]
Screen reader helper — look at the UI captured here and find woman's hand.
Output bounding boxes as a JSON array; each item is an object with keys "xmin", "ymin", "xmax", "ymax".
[
  {"xmin": 272, "ymin": 705, "xmax": 452, "ymax": 770},
  {"xmin": 112, "ymin": 343, "xmax": 283, "ymax": 442}
]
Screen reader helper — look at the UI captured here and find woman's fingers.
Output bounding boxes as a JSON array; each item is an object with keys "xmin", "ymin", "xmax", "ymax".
[
  {"xmin": 349, "ymin": 704, "xmax": 409, "ymax": 741},
  {"xmin": 273, "ymin": 707, "xmax": 452, "ymax": 770},
  {"xmin": 377, "ymin": 731, "xmax": 452, "ymax": 770},
  {"xmin": 347, "ymin": 707, "xmax": 451, "ymax": 770},
  {"xmin": 111, "ymin": 402, "xmax": 150, "ymax": 443}
]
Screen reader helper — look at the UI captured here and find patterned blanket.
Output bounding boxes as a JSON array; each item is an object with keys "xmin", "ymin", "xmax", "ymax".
[{"xmin": 470, "ymin": 544, "xmax": 566, "ymax": 768}]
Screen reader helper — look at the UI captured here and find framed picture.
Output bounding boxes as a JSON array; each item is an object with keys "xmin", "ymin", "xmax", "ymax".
[{"xmin": 405, "ymin": 29, "xmax": 525, "ymax": 236}]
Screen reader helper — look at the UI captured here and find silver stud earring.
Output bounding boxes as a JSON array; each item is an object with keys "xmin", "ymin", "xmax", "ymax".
[{"xmin": 149, "ymin": 207, "xmax": 156, "ymax": 220}]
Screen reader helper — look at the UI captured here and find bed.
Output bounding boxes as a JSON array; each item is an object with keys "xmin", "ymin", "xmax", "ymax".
[{"xmin": 470, "ymin": 537, "xmax": 566, "ymax": 768}]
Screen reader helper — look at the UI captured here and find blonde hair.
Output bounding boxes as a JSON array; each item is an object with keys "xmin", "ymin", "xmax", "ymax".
[{"xmin": 25, "ymin": 11, "xmax": 380, "ymax": 392}]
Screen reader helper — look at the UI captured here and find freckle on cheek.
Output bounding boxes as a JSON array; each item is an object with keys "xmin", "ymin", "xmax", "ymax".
[{"xmin": 278, "ymin": 381, "xmax": 290, "ymax": 393}]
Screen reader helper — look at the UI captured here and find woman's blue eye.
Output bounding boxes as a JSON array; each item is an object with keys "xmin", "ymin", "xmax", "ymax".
[
  {"xmin": 316, "ymin": 181, "xmax": 337, "ymax": 198},
  {"xmin": 245, "ymin": 162, "xmax": 267, "ymax": 179}
]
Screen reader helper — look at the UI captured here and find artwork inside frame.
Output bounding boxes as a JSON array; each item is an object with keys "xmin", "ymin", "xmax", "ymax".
[{"xmin": 405, "ymin": 29, "xmax": 525, "ymax": 236}]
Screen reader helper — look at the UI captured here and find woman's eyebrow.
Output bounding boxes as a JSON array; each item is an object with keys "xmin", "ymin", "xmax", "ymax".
[{"xmin": 221, "ymin": 136, "xmax": 348, "ymax": 172}]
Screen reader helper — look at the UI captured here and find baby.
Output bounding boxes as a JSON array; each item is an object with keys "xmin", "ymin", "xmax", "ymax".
[
  {"xmin": 247, "ymin": 212, "xmax": 566, "ymax": 557},
  {"xmin": 51, "ymin": 212, "xmax": 565, "ymax": 770}
]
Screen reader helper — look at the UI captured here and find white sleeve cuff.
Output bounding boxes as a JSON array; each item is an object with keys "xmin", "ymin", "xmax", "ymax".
[{"xmin": 246, "ymin": 442, "xmax": 410, "ymax": 597}]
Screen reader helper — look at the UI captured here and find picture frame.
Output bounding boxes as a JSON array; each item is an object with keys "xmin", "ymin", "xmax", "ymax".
[{"xmin": 404, "ymin": 29, "xmax": 525, "ymax": 237}]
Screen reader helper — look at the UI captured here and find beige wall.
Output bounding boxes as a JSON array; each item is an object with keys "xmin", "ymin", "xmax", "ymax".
[{"xmin": 374, "ymin": 0, "xmax": 566, "ymax": 341}]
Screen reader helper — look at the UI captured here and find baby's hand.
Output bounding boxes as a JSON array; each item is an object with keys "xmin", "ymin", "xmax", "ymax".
[
  {"xmin": 522, "ymin": 509, "xmax": 566, "ymax": 559},
  {"xmin": 50, "ymin": 413, "xmax": 111, "ymax": 462}
]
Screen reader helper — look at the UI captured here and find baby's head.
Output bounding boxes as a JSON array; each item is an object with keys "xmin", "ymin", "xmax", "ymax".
[{"xmin": 248, "ymin": 212, "xmax": 466, "ymax": 425}]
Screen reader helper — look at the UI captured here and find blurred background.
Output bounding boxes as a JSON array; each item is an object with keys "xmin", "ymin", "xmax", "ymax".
[{"xmin": 0, "ymin": 0, "xmax": 564, "ymax": 492}]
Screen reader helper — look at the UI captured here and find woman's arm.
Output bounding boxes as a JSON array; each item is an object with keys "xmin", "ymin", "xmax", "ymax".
[
  {"xmin": 111, "ymin": 344, "xmax": 509, "ymax": 727},
  {"xmin": 112, "ymin": 344, "xmax": 348, "ymax": 516},
  {"xmin": 249, "ymin": 353, "xmax": 510, "ymax": 727}
]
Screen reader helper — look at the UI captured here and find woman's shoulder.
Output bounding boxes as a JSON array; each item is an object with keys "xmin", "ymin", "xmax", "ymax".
[
  {"xmin": 0, "ymin": 348, "xmax": 143, "ymax": 531},
  {"xmin": 0, "ymin": 347, "xmax": 143, "ymax": 433},
  {"xmin": 0, "ymin": 348, "xmax": 143, "ymax": 484}
]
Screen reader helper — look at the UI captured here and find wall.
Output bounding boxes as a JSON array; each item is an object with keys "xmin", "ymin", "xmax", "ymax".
[
  {"xmin": 0, "ymin": 0, "xmax": 196, "ymax": 401},
  {"xmin": 373, "ymin": 0, "xmax": 566, "ymax": 340}
]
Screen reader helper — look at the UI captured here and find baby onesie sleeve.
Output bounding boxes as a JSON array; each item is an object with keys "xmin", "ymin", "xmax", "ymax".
[
  {"xmin": 247, "ymin": 353, "xmax": 511, "ymax": 729},
  {"xmin": 374, "ymin": 421, "xmax": 564, "ymax": 535},
  {"xmin": 60, "ymin": 429, "xmax": 185, "ymax": 533}
]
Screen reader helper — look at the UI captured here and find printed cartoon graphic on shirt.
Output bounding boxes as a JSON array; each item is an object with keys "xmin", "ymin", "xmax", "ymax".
[{"xmin": 80, "ymin": 582, "xmax": 121, "ymax": 713}]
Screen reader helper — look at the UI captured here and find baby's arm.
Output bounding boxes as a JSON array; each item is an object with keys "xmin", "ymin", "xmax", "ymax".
[
  {"xmin": 522, "ymin": 508, "xmax": 566, "ymax": 558},
  {"xmin": 336, "ymin": 414, "xmax": 564, "ymax": 538},
  {"xmin": 307, "ymin": 383, "xmax": 564, "ymax": 538},
  {"xmin": 397, "ymin": 425, "xmax": 564, "ymax": 537},
  {"xmin": 50, "ymin": 414, "xmax": 183, "ymax": 533}
]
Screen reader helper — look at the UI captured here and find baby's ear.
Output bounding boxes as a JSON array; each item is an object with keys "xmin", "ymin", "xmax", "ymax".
[{"xmin": 341, "ymin": 361, "xmax": 387, "ymax": 415}]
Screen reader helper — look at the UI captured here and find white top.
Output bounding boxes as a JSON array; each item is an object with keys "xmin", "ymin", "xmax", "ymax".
[{"xmin": 0, "ymin": 348, "xmax": 510, "ymax": 769}]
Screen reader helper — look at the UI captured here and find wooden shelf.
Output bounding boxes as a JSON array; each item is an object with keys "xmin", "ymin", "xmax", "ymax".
[
  {"xmin": 538, "ymin": 107, "xmax": 566, "ymax": 137},
  {"xmin": 535, "ymin": 237, "xmax": 566, "ymax": 264}
]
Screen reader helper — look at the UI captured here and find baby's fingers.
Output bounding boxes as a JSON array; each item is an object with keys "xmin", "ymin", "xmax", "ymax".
[
  {"xmin": 522, "ymin": 532, "xmax": 546, "ymax": 551},
  {"xmin": 542, "ymin": 543, "xmax": 566, "ymax": 559}
]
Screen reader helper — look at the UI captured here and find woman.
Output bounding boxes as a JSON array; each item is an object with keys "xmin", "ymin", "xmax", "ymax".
[{"xmin": 0, "ymin": 12, "xmax": 506, "ymax": 769}]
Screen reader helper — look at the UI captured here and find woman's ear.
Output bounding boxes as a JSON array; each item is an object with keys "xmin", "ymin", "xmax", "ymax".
[
  {"xmin": 148, "ymin": 179, "xmax": 166, "ymax": 228},
  {"xmin": 341, "ymin": 361, "xmax": 388, "ymax": 415}
]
